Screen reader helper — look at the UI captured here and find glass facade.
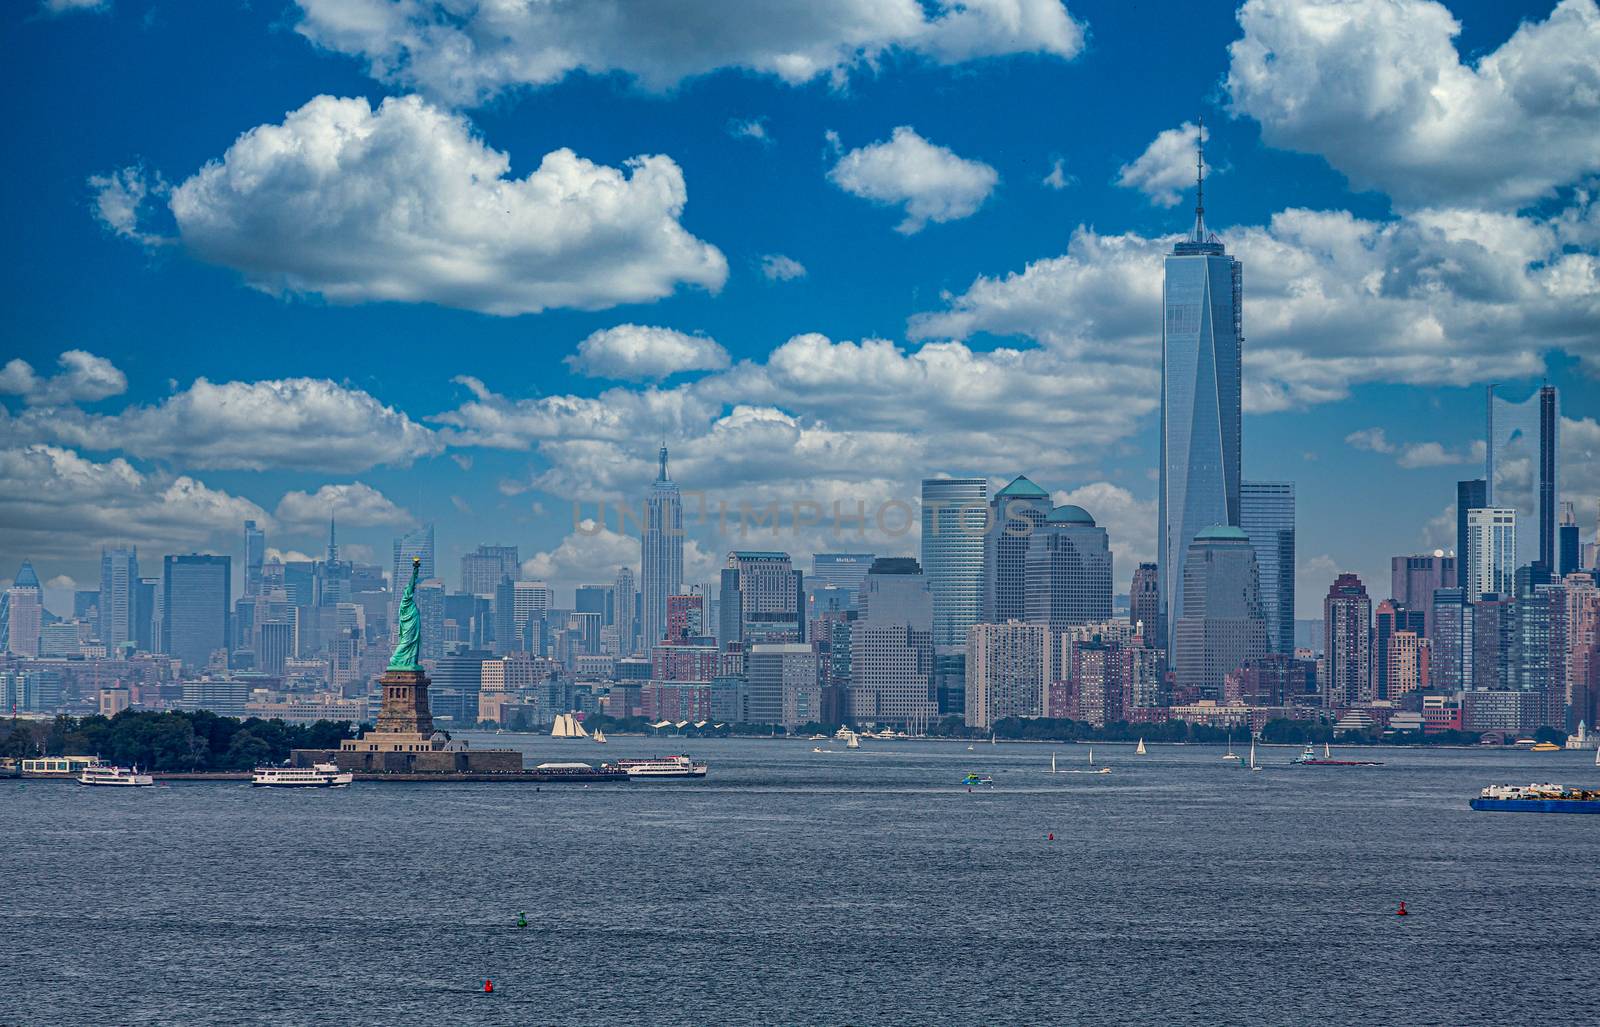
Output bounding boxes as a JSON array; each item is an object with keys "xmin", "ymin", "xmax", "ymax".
[
  {"xmin": 162, "ymin": 554, "xmax": 231, "ymax": 671},
  {"xmin": 1158, "ymin": 222, "xmax": 1242, "ymax": 657},
  {"xmin": 920, "ymin": 478, "xmax": 988, "ymax": 648},
  {"xmin": 1239, "ymin": 482, "xmax": 1294, "ymax": 655},
  {"xmin": 1486, "ymin": 385, "xmax": 1557, "ymax": 572}
]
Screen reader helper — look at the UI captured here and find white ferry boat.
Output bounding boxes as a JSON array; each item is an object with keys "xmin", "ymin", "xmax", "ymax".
[
  {"xmin": 251, "ymin": 762, "xmax": 353, "ymax": 788},
  {"xmin": 611, "ymin": 755, "xmax": 708, "ymax": 779},
  {"xmin": 77, "ymin": 764, "xmax": 154, "ymax": 787}
]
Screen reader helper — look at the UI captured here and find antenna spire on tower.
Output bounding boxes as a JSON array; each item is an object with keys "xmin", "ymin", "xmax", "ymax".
[
  {"xmin": 1193, "ymin": 115, "xmax": 1207, "ymax": 242},
  {"xmin": 658, "ymin": 442, "xmax": 669, "ymax": 482}
]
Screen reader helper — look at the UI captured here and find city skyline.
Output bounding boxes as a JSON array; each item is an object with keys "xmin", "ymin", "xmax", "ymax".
[{"xmin": 3, "ymin": 0, "xmax": 1600, "ymax": 620}]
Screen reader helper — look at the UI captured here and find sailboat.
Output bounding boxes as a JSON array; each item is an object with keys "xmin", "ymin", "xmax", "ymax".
[
  {"xmin": 550, "ymin": 713, "xmax": 589, "ymax": 739},
  {"xmin": 1249, "ymin": 738, "xmax": 1262, "ymax": 772},
  {"xmin": 1223, "ymin": 732, "xmax": 1241, "ymax": 761},
  {"xmin": 1324, "ymin": 741, "xmax": 1332, "ymax": 759},
  {"xmin": 1050, "ymin": 751, "xmax": 1057, "ymax": 775},
  {"xmin": 846, "ymin": 731, "xmax": 860, "ymax": 750},
  {"xmin": 592, "ymin": 729, "xmax": 607, "ymax": 744},
  {"xmin": 990, "ymin": 733, "xmax": 996, "ymax": 746},
  {"xmin": 1088, "ymin": 747, "xmax": 1094, "ymax": 766},
  {"xmin": 1135, "ymin": 738, "xmax": 1147, "ymax": 756},
  {"xmin": 1593, "ymin": 745, "xmax": 1598, "ymax": 768}
]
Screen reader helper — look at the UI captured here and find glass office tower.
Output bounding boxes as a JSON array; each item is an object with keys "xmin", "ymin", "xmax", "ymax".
[
  {"xmin": 1240, "ymin": 481, "xmax": 1294, "ymax": 655},
  {"xmin": 1158, "ymin": 159, "xmax": 1242, "ymax": 657}
]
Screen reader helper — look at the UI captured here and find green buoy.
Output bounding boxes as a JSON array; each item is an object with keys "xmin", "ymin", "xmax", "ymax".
[{"xmin": 517, "ymin": 912, "xmax": 527, "ymax": 929}]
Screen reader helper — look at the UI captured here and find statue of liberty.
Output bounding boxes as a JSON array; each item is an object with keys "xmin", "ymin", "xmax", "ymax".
[{"xmin": 388, "ymin": 556, "xmax": 422, "ymax": 671}]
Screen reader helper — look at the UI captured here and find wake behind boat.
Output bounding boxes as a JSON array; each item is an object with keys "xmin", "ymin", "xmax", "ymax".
[{"xmin": 252, "ymin": 762, "xmax": 353, "ymax": 788}]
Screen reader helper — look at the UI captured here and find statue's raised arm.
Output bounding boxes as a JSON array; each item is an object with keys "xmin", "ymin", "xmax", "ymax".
[{"xmin": 388, "ymin": 556, "xmax": 422, "ymax": 671}]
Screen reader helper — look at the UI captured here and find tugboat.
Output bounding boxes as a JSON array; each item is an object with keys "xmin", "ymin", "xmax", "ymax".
[
  {"xmin": 252, "ymin": 762, "xmax": 353, "ymax": 788},
  {"xmin": 1471, "ymin": 783, "xmax": 1600, "ymax": 813},
  {"xmin": 77, "ymin": 764, "xmax": 154, "ymax": 787},
  {"xmin": 1291, "ymin": 742, "xmax": 1383, "ymax": 767}
]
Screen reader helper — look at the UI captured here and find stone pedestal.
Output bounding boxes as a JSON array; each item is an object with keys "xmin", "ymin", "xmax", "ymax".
[{"xmin": 373, "ymin": 667, "xmax": 434, "ymax": 737}]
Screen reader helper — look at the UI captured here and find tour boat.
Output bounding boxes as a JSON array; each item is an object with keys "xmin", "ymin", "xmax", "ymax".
[
  {"xmin": 1135, "ymin": 738, "xmax": 1147, "ymax": 755},
  {"xmin": 251, "ymin": 762, "xmax": 353, "ymax": 788},
  {"xmin": 612, "ymin": 755, "xmax": 708, "ymax": 778},
  {"xmin": 77, "ymin": 764, "xmax": 154, "ymax": 787}
]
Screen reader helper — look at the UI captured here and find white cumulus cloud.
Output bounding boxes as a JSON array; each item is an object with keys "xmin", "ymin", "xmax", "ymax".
[
  {"xmin": 565, "ymin": 324, "xmax": 730, "ymax": 382},
  {"xmin": 294, "ymin": 0, "xmax": 1084, "ymax": 104},
  {"xmin": 275, "ymin": 482, "xmax": 413, "ymax": 529},
  {"xmin": 760, "ymin": 254, "xmax": 807, "ymax": 281},
  {"xmin": 1226, "ymin": 0, "xmax": 1600, "ymax": 208},
  {"xmin": 827, "ymin": 126, "xmax": 999, "ymax": 234},
  {"xmin": 0, "ymin": 350, "xmax": 127, "ymax": 406},
  {"xmin": 124, "ymin": 94, "xmax": 726, "ymax": 316},
  {"xmin": 1116, "ymin": 121, "xmax": 1208, "ymax": 207}
]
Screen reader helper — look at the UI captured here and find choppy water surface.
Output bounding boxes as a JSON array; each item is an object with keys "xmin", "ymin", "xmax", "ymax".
[{"xmin": 5, "ymin": 737, "xmax": 1597, "ymax": 1025}]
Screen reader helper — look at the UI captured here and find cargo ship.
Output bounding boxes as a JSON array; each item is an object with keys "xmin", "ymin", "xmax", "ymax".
[
  {"xmin": 1470, "ymin": 783, "xmax": 1600, "ymax": 814},
  {"xmin": 1290, "ymin": 743, "xmax": 1383, "ymax": 767}
]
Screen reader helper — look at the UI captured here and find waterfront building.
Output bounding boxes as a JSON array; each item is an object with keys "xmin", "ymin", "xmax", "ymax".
[
  {"xmin": 965, "ymin": 620, "xmax": 1049, "ymax": 730},
  {"xmin": 923, "ymin": 477, "xmax": 987, "ymax": 718},
  {"xmin": 722, "ymin": 552, "xmax": 803, "ymax": 646},
  {"xmin": 1387, "ymin": 630, "xmax": 1426, "ymax": 699},
  {"xmin": 982, "ymin": 476, "xmax": 1051, "ymax": 624},
  {"xmin": 810, "ymin": 554, "xmax": 876, "ymax": 607},
  {"xmin": 1225, "ymin": 654, "xmax": 1316, "ymax": 706},
  {"xmin": 1465, "ymin": 508, "xmax": 1517, "ymax": 598},
  {"xmin": 849, "ymin": 558, "xmax": 936, "ymax": 730},
  {"xmin": 391, "ymin": 523, "xmax": 436, "ymax": 592},
  {"xmin": 461, "ymin": 544, "xmax": 519, "ymax": 596},
  {"xmin": 1024, "ymin": 505, "xmax": 1113, "ymax": 635},
  {"xmin": 747, "ymin": 643, "xmax": 820, "ymax": 729},
  {"xmin": 243, "ymin": 519, "xmax": 265, "ymax": 598},
  {"xmin": 1240, "ymin": 481, "xmax": 1295, "ymax": 655},
  {"xmin": 1158, "ymin": 153, "xmax": 1243, "ymax": 656},
  {"xmin": 1323, "ymin": 573, "xmax": 1372, "ymax": 707},
  {"xmin": 1066, "ymin": 639, "xmax": 1126, "ymax": 727},
  {"xmin": 1173, "ymin": 526, "xmax": 1266, "ymax": 700},
  {"xmin": 1130, "ymin": 563, "xmax": 1160, "ymax": 640},
  {"xmin": 641, "ymin": 446, "xmax": 684, "ymax": 654},
  {"xmin": 1486, "ymin": 384, "xmax": 1558, "ymax": 573},
  {"xmin": 163, "ymin": 554, "xmax": 231, "ymax": 672},
  {"xmin": 1563, "ymin": 574, "xmax": 1600, "ymax": 731}
]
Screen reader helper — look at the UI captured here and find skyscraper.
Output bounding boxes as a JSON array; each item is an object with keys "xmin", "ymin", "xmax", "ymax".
[
  {"xmin": 614, "ymin": 566, "xmax": 637, "ymax": 656},
  {"xmin": 810, "ymin": 553, "xmax": 876, "ymax": 607},
  {"xmin": 1240, "ymin": 481, "xmax": 1294, "ymax": 655},
  {"xmin": 641, "ymin": 446, "xmax": 684, "ymax": 654},
  {"xmin": 723, "ymin": 551, "xmax": 803, "ymax": 646},
  {"xmin": 1024, "ymin": 505, "xmax": 1113, "ymax": 635},
  {"xmin": 243, "ymin": 520, "xmax": 265, "ymax": 597},
  {"xmin": 982, "ymin": 475, "xmax": 1051, "ymax": 624},
  {"xmin": 98, "ymin": 545, "xmax": 140, "ymax": 649},
  {"xmin": 1391, "ymin": 553, "xmax": 1457, "ymax": 635},
  {"xmin": 1486, "ymin": 384, "xmax": 1557, "ymax": 572},
  {"xmin": 922, "ymin": 477, "xmax": 987, "ymax": 716},
  {"xmin": 1559, "ymin": 502, "xmax": 1580, "ymax": 577},
  {"xmin": 1430, "ymin": 587, "xmax": 1474, "ymax": 692},
  {"xmin": 392, "ymin": 524, "xmax": 436, "ymax": 591},
  {"xmin": 1374, "ymin": 600, "xmax": 1425, "ymax": 700},
  {"xmin": 1129, "ymin": 563, "xmax": 1160, "ymax": 639},
  {"xmin": 965, "ymin": 620, "xmax": 1050, "ymax": 730},
  {"xmin": 460, "ymin": 544, "xmax": 519, "ymax": 596},
  {"xmin": 746, "ymin": 643, "xmax": 819, "ymax": 729},
  {"xmin": 1173, "ymin": 526, "xmax": 1266, "ymax": 700},
  {"xmin": 4, "ymin": 562, "xmax": 43, "ymax": 658},
  {"xmin": 162, "ymin": 554, "xmax": 231, "ymax": 672},
  {"xmin": 1466, "ymin": 507, "xmax": 1517, "ymax": 598},
  {"xmin": 1456, "ymin": 479, "xmax": 1488, "ymax": 570},
  {"xmin": 1158, "ymin": 142, "xmax": 1242, "ymax": 657},
  {"xmin": 850, "ymin": 557, "xmax": 936, "ymax": 730},
  {"xmin": 1323, "ymin": 573, "xmax": 1372, "ymax": 708}
]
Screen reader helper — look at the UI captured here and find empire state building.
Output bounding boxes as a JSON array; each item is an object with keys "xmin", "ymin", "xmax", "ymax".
[{"xmin": 1157, "ymin": 135, "xmax": 1242, "ymax": 656}]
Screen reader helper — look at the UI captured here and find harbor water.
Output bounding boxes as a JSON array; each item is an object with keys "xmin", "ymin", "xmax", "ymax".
[{"xmin": 5, "ymin": 737, "xmax": 1598, "ymax": 1025}]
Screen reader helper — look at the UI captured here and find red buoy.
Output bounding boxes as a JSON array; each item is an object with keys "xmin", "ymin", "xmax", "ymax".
[
  {"xmin": 1047, "ymin": 832, "xmax": 1054, "ymax": 841},
  {"xmin": 484, "ymin": 979, "xmax": 494, "ymax": 993},
  {"xmin": 1396, "ymin": 902, "xmax": 1408, "ymax": 917}
]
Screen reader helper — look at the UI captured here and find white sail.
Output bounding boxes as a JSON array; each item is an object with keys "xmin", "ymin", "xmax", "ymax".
[
  {"xmin": 1324, "ymin": 741, "xmax": 1332, "ymax": 758},
  {"xmin": 1051, "ymin": 752, "xmax": 1057, "ymax": 774},
  {"xmin": 1088, "ymin": 747, "xmax": 1094, "ymax": 766},
  {"xmin": 592, "ymin": 729, "xmax": 607, "ymax": 743},
  {"xmin": 1136, "ymin": 738, "xmax": 1146, "ymax": 755},
  {"xmin": 1249, "ymin": 738, "xmax": 1257, "ymax": 770}
]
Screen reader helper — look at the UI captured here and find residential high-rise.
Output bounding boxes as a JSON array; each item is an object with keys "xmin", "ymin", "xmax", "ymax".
[
  {"xmin": 965, "ymin": 620, "xmax": 1050, "ymax": 730},
  {"xmin": 243, "ymin": 520, "xmax": 265, "ymax": 597},
  {"xmin": 849, "ymin": 557, "xmax": 936, "ymax": 730},
  {"xmin": 1430, "ymin": 587, "xmax": 1474, "ymax": 692},
  {"xmin": 162, "ymin": 555, "xmax": 231, "ymax": 672},
  {"xmin": 614, "ymin": 566, "xmax": 637, "ymax": 656},
  {"xmin": 922, "ymin": 477, "xmax": 987, "ymax": 717},
  {"xmin": 1240, "ymin": 481, "xmax": 1294, "ymax": 655},
  {"xmin": 1374, "ymin": 600, "xmax": 1425, "ymax": 699},
  {"xmin": 1158, "ymin": 143, "xmax": 1242, "ymax": 658},
  {"xmin": 641, "ymin": 446, "xmax": 684, "ymax": 654},
  {"xmin": 982, "ymin": 475, "xmax": 1051, "ymax": 624},
  {"xmin": 1024, "ymin": 505, "xmax": 1113, "ymax": 635},
  {"xmin": 98, "ymin": 545, "xmax": 140, "ymax": 649},
  {"xmin": 1323, "ymin": 573, "xmax": 1372, "ymax": 708},
  {"xmin": 1387, "ymin": 630, "xmax": 1426, "ymax": 699},
  {"xmin": 1559, "ymin": 502, "xmax": 1580, "ymax": 577},
  {"xmin": 392, "ymin": 524, "xmax": 436, "ymax": 592},
  {"xmin": 1466, "ymin": 508, "xmax": 1517, "ymax": 598},
  {"xmin": 810, "ymin": 554, "xmax": 876, "ymax": 607},
  {"xmin": 1486, "ymin": 384, "xmax": 1557, "ymax": 572},
  {"xmin": 1173, "ymin": 526, "xmax": 1266, "ymax": 700},
  {"xmin": 1129, "ymin": 563, "xmax": 1160, "ymax": 639},
  {"xmin": 460, "ymin": 544, "xmax": 519, "ymax": 596},
  {"xmin": 1456, "ymin": 479, "xmax": 1488, "ymax": 572}
]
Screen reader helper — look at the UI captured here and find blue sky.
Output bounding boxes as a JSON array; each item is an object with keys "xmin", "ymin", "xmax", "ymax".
[{"xmin": 3, "ymin": 0, "xmax": 1597, "ymax": 617}]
